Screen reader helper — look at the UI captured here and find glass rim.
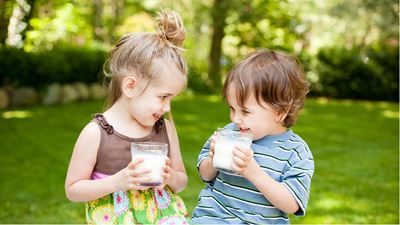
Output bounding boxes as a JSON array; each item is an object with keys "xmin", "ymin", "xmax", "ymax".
[
  {"xmin": 216, "ymin": 127, "xmax": 253, "ymax": 139},
  {"xmin": 131, "ymin": 142, "xmax": 168, "ymax": 147}
]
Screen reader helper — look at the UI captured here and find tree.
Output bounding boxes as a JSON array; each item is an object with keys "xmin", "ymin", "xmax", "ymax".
[
  {"xmin": 208, "ymin": 0, "xmax": 230, "ymax": 89},
  {"xmin": 6, "ymin": 0, "xmax": 34, "ymax": 48},
  {"xmin": 0, "ymin": 0, "xmax": 13, "ymax": 46}
]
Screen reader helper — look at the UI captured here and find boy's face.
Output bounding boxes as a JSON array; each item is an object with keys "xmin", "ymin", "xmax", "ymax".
[{"xmin": 226, "ymin": 84, "xmax": 287, "ymax": 140}]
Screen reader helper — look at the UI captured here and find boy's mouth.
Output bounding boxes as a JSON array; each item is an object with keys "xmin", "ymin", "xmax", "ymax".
[{"xmin": 239, "ymin": 127, "xmax": 250, "ymax": 133}]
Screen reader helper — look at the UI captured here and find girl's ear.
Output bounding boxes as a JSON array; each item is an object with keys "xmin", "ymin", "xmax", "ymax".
[{"xmin": 121, "ymin": 76, "xmax": 137, "ymax": 97}]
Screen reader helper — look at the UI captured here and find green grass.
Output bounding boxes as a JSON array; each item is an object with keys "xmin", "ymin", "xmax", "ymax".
[{"xmin": 0, "ymin": 95, "xmax": 398, "ymax": 223}]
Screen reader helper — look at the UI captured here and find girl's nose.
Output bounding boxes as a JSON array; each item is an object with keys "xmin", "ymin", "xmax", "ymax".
[{"xmin": 162, "ymin": 102, "xmax": 171, "ymax": 113}]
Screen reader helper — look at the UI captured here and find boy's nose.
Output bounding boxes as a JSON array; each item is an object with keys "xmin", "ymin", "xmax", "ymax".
[{"xmin": 232, "ymin": 114, "xmax": 242, "ymax": 124}]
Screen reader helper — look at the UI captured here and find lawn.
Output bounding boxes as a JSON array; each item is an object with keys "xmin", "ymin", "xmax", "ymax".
[{"xmin": 0, "ymin": 94, "xmax": 398, "ymax": 223}]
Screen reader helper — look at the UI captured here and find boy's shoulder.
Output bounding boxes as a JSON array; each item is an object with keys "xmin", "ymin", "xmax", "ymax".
[
  {"xmin": 254, "ymin": 129, "xmax": 313, "ymax": 160},
  {"xmin": 285, "ymin": 130, "xmax": 313, "ymax": 160}
]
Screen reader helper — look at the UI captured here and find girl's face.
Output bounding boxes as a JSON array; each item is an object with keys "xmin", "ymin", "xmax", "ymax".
[
  {"xmin": 129, "ymin": 62, "xmax": 186, "ymax": 128},
  {"xmin": 226, "ymin": 83, "xmax": 287, "ymax": 140}
]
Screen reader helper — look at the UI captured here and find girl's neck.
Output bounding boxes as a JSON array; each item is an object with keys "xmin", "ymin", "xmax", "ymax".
[{"xmin": 103, "ymin": 100, "xmax": 153, "ymax": 138}]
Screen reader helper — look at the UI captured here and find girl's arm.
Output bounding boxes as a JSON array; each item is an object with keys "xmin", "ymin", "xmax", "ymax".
[
  {"xmin": 164, "ymin": 119, "xmax": 188, "ymax": 193},
  {"xmin": 65, "ymin": 122, "xmax": 151, "ymax": 202},
  {"xmin": 232, "ymin": 145, "xmax": 299, "ymax": 214}
]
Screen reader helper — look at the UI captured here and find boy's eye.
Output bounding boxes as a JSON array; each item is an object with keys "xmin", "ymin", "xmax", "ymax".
[
  {"xmin": 242, "ymin": 110, "xmax": 251, "ymax": 114},
  {"xmin": 159, "ymin": 96, "xmax": 167, "ymax": 100},
  {"xmin": 229, "ymin": 106, "xmax": 235, "ymax": 111}
]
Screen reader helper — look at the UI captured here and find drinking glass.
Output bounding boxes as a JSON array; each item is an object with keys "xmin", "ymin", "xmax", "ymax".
[
  {"xmin": 131, "ymin": 142, "xmax": 168, "ymax": 186},
  {"xmin": 213, "ymin": 128, "xmax": 253, "ymax": 173}
]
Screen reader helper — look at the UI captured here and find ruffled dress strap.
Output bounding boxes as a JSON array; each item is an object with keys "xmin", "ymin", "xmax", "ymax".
[{"xmin": 92, "ymin": 113, "xmax": 114, "ymax": 134}]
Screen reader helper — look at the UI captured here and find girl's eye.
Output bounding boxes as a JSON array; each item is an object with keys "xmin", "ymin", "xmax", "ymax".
[
  {"xmin": 159, "ymin": 96, "xmax": 167, "ymax": 100},
  {"xmin": 242, "ymin": 110, "xmax": 251, "ymax": 114},
  {"xmin": 229, "ymin": 106, "xmax": 235, "ymax": 112}
]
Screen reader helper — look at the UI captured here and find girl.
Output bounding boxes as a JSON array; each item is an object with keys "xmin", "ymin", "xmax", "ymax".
[
  {"xmin": 65, "ymin": 11, "xmax": 189, "ymax": 224},
  {"xmin": 192, "ymin": 49, "xmax": 314, "ymax": 224}
]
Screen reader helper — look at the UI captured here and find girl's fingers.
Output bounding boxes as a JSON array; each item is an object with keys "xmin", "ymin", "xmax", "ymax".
[
  {"xmin": 129, "ymin": 158, "xmax": 144, "ymax": 169},
  {"xmin": 129, "ymin": 168, "xmax": 151, "ymax": 177}
]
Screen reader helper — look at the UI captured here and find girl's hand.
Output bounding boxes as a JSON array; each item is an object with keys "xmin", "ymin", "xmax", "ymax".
[
  {"xmin": 231, "ymin": 145, "xmax": 258, "ymax": 178},
  {"xmin": 113, "ymin": 158, "xmax": 152, "ymax": 191},
  {"xmin": 154, "ymin": 157, "xmax": 172, "ymax": 191}
]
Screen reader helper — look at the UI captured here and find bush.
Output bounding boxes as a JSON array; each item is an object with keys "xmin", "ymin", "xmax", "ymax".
[
  {"xmin": 187, "ymin": 66, "xmax": 213, "ymax": 93},
  {"xmin": 0, "ymin": 47, "xmax": 107, "ymax": 88},
  {"xmin": 313, "ymin": 44, "xmax": 398, "ymax": 101}
]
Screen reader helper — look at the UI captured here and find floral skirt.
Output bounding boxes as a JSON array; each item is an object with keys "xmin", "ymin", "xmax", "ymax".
[{"xmin": 86, "ymin": 187, "xmax": 189, "ymax": 224}]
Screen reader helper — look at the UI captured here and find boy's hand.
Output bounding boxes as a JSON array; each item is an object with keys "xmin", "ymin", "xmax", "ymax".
[
  {"xmin": 114, "ymin": 158, "xmax": 152, "ymax": 191},
  {"xmin": 154, "ymin": 157, "xmax": 172, "ymax": 191},
  {"xmin": 232, "ymin": 145, "xmax": 258, "ymax": 178},
  {"xmin": 208, "ymin": 132, "xmax": 218, "ymax": 161}
]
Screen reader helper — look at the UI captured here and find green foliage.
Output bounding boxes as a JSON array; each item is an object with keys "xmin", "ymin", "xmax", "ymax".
[
  {"xmin": 0, "ymin": 46, "xmax": 107, "ymax": 88},
  {"xmin": 0, "ymin": 97, "xmax": 398, "ymax": 223},
  {"xmin": 312, "ymin": 44, "xmax": 399, "ymax": 101},
  {"xmin": 187, "ymin": 66, "xmax": 213, "ymax": 93}
]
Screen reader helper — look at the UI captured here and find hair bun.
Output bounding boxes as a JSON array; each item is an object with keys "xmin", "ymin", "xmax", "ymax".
[{"xmin": 156, "ymin": 11, "xmax": 186, "ymax": 48}]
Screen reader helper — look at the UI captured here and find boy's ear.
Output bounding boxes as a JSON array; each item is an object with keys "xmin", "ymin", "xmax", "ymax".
[
  {"xmin": 121, "ymin": 76, "xmax": 137, "ymax": 97},
  {"xmin": 275, "ymin": 110, "xmax": 288, "ymax": 124}
]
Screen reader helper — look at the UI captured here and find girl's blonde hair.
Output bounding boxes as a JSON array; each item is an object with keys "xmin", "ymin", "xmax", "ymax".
[
  {"xmin": 222, "ymin": 49, "xmax": 309, "ymax": 128},
  {"xmin": 103, "ymin": 11, "xmax": 187, "ymax": 109}
]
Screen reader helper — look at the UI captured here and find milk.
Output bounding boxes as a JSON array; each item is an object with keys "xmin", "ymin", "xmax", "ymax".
[
  {"xmin": 212, "ymin": 128, "xmax": 252, "ymax": 173},
  {"xmin": 130, "ymin": 142, "xmax": 168, "ymax": 187},
  {"xmin": 132, "ymin": 153, "xmax": 166, "ymax": 186}
]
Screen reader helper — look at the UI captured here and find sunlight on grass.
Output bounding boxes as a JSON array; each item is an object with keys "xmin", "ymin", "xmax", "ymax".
[
  {"xmin": 2, "ymin": 110, "xmax": 32, "ymax": 119},
  {"xmin": 315, "ymin": 195, "xmax": 368, "ymax": 212},
  {"xmin": 316, "ymin": 97, "xmax": 329, "ymax": 105},
  {"xmin": 382, "ymin": 109, "xmax": 399, "ymax": 119}
]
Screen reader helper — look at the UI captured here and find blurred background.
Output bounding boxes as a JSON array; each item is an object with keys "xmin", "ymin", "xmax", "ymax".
[{"xmin": 0, "ymin": 0, "xmax": 398, "ymax": 223}]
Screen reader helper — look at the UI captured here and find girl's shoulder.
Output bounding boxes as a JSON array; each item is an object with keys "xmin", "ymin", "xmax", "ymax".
[{"xmin": 78, "ymin": 120, "xmax": 102, "ymax": 142}]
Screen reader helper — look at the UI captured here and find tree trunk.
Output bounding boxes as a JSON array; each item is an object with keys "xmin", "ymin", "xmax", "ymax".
[
  {"xmin": 108, "ymin": 0, "xmax": 125, "ymax": 44},
  {"xmin": 92, "ymin": 0, "xmax": 104, "ymax": 42},
  {"xmin": 208, "ymin": 0, "xmax": 229, "ymax": 89},
  {"xmin": 0, "ymin": 0, "xmax": 11, "ymax": 46}
]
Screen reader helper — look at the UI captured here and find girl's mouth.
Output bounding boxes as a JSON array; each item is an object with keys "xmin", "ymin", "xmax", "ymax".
[{"xmin": 153, "ymin": 114, "xmax": 161, "ymax": 121}]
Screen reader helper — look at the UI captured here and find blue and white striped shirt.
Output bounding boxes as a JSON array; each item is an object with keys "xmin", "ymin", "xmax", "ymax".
[{"xmin": 192, "ymin": 123, "xmax": 314, "ymax": 224}]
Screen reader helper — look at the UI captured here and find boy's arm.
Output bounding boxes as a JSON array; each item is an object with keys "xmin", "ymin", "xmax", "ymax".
[
  {"xmin": 233, "ymin": 145, "xmax": 313, "ymax": 215},
  {"xmin": 197, "ymin": 133, "xmax": 218, "ymax": 182},
  {"xmin": 198, "ymin": 156, "xmax": 218, "ymax": 181},
  {"xmin": 244, "ymin": 160, "xmax": 300, "ymax": 214},
  {"xmin": 164, "ymin": 119, "xmax": 188, "ymax": 193}
]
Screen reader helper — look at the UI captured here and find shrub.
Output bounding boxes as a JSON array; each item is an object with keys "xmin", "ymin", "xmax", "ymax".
[
  {"xmin": 313, "ymin": 45, "xmax": 398, "ymax": 101},
  {"xmin": 0, "ymin": 46, "xmax": 107, "ymax": 88}
]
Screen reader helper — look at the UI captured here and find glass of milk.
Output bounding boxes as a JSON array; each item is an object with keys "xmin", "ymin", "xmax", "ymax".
[
  {"xmin": 213, "ymin": 128, "xmax": 253, "ymax": 173},
  {"xmin": 130, "ymin": 142, "xmax": 168, "ymax": 186}
]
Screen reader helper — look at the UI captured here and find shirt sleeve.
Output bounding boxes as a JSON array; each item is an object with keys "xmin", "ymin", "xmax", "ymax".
[{"xmin": 282, "ymin": 144, "xmax": 314, "ymax": 216}]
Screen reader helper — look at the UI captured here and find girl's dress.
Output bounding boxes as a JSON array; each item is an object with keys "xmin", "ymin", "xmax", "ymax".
[{"xmin": 85, "ymin": 114, "xmax": 188, "ymax": 225}]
